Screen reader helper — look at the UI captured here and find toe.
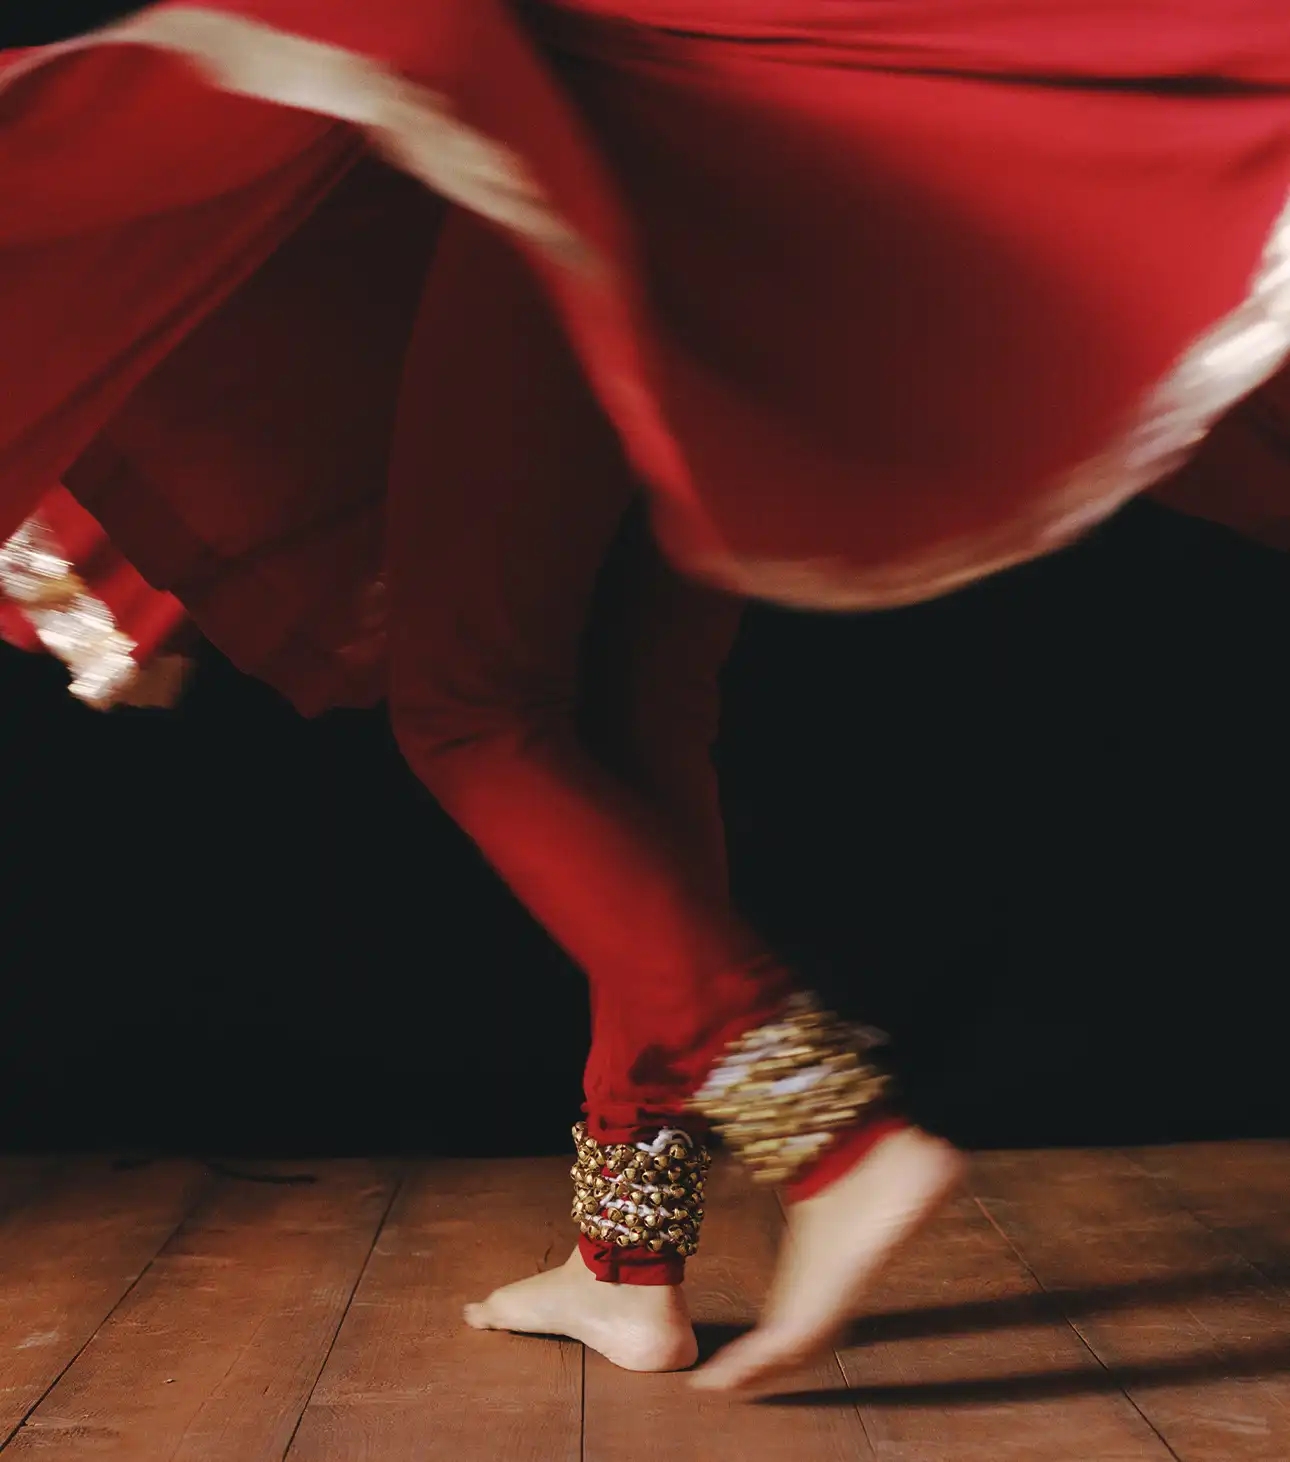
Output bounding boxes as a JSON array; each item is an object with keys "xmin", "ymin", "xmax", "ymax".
[{"xmin": 462, "ymin": 1301, "xmax": 495, "ymax": 1331}]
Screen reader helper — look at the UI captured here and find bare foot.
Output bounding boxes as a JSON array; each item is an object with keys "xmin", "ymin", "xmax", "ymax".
[
  {"xmin": 464, "ymin": 1248, "xmax": 699, "ymax": 1373},
  {"xmin": 691, "ymin": 1127, "xmax": 963, "ymax": 1395}
]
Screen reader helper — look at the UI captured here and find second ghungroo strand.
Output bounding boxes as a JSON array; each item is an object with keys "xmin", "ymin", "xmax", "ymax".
[{"xmin": 688, "ymin": 993, "xmax": 892, "ymax": 1186}]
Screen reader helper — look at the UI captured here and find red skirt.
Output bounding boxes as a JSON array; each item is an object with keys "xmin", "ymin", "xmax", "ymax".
[{"xmin": 3, "ymin": 0, "xmax": 1290, "ymax": 705}]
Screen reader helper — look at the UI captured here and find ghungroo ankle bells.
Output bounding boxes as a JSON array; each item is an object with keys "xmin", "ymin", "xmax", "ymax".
[
  {"xmin": 572, "ymin": 1124, "xmax": 710, "ymax": 1259},
  {"xmin": 688, "ymin": 993, "xmax": 892, "ymax": 1186}
]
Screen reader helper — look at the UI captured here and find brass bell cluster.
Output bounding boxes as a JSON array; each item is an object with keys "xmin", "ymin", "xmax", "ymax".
[{"xmin": 571, "ymin": 1123, "xmax": 709, "ymax": 1258}]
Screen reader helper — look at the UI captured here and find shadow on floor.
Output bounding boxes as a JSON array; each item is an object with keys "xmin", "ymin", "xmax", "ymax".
[
  {"xmin": 759, "ymin": 1336, "xmax": 1290, "ymax": 1408},
  {"xmin": 723, "ymin": 1263, "xmax": 1290, "ymax": 1406}
]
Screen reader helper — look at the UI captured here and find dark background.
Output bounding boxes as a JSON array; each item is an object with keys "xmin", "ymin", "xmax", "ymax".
[
  {"xmin": 1, "ymin": 3, "xmax": 159, "ymax": 48},
  {"xmin": 2, "ymin": 499, "xmax": 1287, "ymax": 1158}
]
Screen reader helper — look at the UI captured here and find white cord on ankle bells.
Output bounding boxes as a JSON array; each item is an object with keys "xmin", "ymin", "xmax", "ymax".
[{"xmin": 596, "ymin": 1129, "xmax": 698, "ymax": 1237}]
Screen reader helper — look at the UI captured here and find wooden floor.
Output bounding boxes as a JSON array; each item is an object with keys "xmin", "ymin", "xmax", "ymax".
[{"xmin": 0, "ymin": 1143, "xmax": 1287, "ymax": 1460}]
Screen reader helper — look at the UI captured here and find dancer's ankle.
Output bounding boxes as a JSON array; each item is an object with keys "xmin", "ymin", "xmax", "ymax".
[
  {"xmin": 782, "ymin": 1111, "xmax": 910, "ymax": 1204},
  {"xmin": 688, "ymin": 992, "xmax": 894, "ymax": 1191},
  {"xmin": 578, "ymin": 1233, "xmax": 685, "ymax": 1286},
  {"xmin": 572, "ymin": 1123, "xmax": 708, "ymax": 1286}
]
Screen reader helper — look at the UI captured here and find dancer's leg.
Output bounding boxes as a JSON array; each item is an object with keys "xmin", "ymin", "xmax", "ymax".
[
  {"xmin": 386, "ymin": 213, "xmax": 958, "ymax": 1383},
  {"xmin": 443, "ymin": 516, "xmax": 743, "ymax": 1369},
  {"xmin": 384, "ymin": 213, "xmax": 759, "ymax": 1368}
]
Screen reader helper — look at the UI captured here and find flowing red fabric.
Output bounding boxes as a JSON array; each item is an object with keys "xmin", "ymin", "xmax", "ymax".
[
  {"xmin": 0, "ymin": 1, "xmax": 675, "ymax": 708},
  {"xmin": 61, "ymin": 159, "xmax": 445, "ymax": 711},
  {"xmin": 6, "ymin": 1, "xmax": 1290, "ymax": 641},
  {"xmin": 527, "ymin": 1, "xmax": 1290, "ymax": 605},
  {"xmin": 0, "ymin": 45, "xmax": 354, "ymax": 534}
]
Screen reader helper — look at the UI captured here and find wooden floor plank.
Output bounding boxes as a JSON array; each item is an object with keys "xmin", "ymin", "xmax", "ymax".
[
  {"xmin": 584, "ymin": 1157, "xmax": 878, "ymax": 1462},
  {"xmin": 1130, "ymin": 1142, "xmax": 1290, "ymax": 1285},
  {"xmin": 2, "ymin": 1159, "xmax": 398, "ymax": 1462},
  {"xmin": 2, "ymin": 1144, "xmax": 1284, "ymax": 1461},
  {"xmin": 832, "ymin": 1172, "xmax": 1175, "ymax": 1461},
  {"xmin": 0, "ymin": 1157, "xmax": 205, "ymax": 1448},
  {"xmin": 286, "ymin": 1157, "xmax": 581, "ymax": 1462},
  {"xmin": 974, "ymin": 1147, "xmax": 1290, "ymax": 1462}
]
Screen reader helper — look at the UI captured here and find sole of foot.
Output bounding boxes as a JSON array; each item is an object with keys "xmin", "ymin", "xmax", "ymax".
[
  {"xmin": 691, "ymin": 1126, "xmax": 964, "ymax": 1395},
  {"xmin": 464, "ymin": 1247, "xmax": 699, "ymax": 1373}
]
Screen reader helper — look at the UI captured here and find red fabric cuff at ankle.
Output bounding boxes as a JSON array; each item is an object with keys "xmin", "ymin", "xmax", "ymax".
[
  {"xmin": 783, "ymin": 1113, "xmax": 909, "ymax": 1204},
  {"xmin": 579, "ymin": 1233, "xmax": 685, "ymax": 1286}
]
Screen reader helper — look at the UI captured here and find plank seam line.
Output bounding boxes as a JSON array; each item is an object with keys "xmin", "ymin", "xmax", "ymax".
[
  {"xmin": 0, "ymin": 1163, "xmax": 218, "ymax": 1454},
  {"xmin": 1123, "ymin": 1147, "xmax": 1290, "ymax": 1303},
  {"xmin": 971, "ymin": 1192, "xmax": 1184, "ymax": 1462},
  {"xmin": 278, "ymin": 1163, "xmax": 408, "ymax": 1462}
]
